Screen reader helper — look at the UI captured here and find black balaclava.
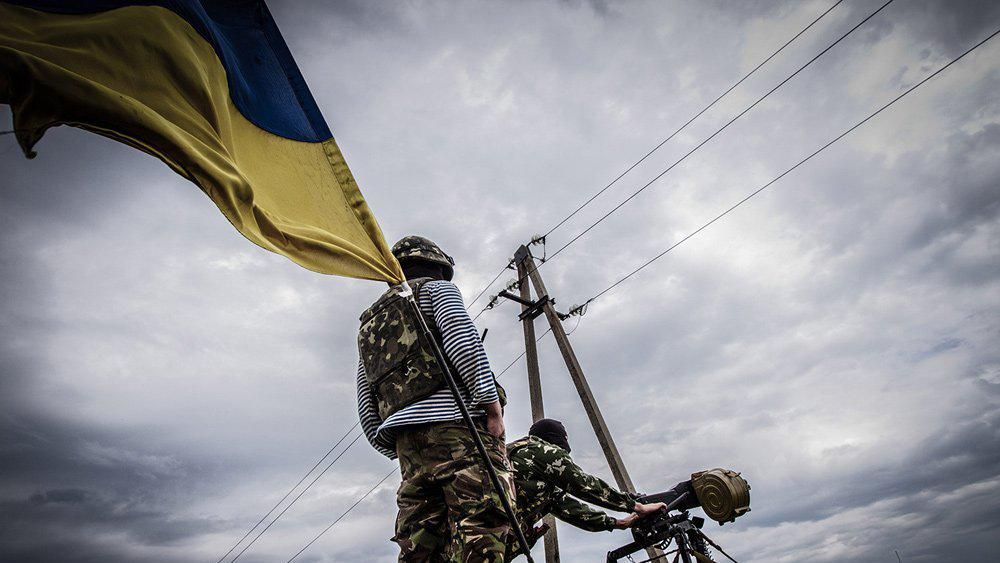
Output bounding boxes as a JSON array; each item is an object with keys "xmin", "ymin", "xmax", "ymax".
[
  {"xmin": 529, "ymin": 418, "xmax": 571, "ymax": 453},
  {"xmin": 401, "ymin": 260, "xmax": 447, "ymax": 281}
]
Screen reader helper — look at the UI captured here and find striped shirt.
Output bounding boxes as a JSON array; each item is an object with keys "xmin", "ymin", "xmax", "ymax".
[{"xmin": 356, "ymin": 279, "xmax": 499, "ymax": 459}]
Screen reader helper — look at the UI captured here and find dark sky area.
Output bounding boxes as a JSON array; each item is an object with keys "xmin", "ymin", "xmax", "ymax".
[{"xmin": 1, "ymin": 0, "xmax": 999, "ymax": 561}]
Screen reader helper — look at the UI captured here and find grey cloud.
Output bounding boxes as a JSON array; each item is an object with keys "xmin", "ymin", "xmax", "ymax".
[
  {"xmin": 904, "ymin": 124, "xmax": 1000, "ymax": 244},
  {"xmin": 900, "ymin": 0, "xmax": 1000, "ymax": 54},
  {"xmin": 752, "ymin": 403, "xmax": 1000, "ymax": 527},
  {"xmin": 30, "ymin": 488, "xmax": 89, "ymax": 504},
  {"xmin": 0, "ymin": 127, "xmax": 147, "ymax": 227},
  {"xmin": 555, "ymin": 0, "xmax": 620, "ymax": 18},
  {"xmin": 920, "ymin": 336, "xmax": 963, "ymax": 358},
  {"xmin": 0, "ymin": 412, "xmax": 225, "ymax": 562},
  {"xmin": 2, "ymin": 0, "xmax": 1000, "ymax": 561},
  {"xmin": 269, "ymin": 0, "xmax": 409, "ymax": 44}
]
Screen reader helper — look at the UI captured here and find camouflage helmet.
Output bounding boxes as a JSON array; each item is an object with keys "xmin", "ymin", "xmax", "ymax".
[{"xmin": 392, "ymin": 235, "xmax": 455, "ymax": 281}]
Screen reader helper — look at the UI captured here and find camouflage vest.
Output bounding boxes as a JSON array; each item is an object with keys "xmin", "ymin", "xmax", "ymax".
[{"xmin": 358, "ymin": 278, "xmax": 450, "ymax": 419}]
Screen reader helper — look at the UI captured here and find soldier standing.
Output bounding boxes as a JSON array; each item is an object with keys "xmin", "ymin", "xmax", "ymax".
[
  {"xmin": 504, "ymin": 419, "xmax": 666, "ymax": 560},
  {"xmin": 357, "ymin": 235, "xmax": 513, "ymax": 562}
]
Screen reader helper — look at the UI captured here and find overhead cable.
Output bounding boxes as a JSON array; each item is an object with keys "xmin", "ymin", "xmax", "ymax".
[
  {"xmin": 495, "ymin": 328, "xmax": 553, "ymax": 379},
  {"xmin": 215, "ymin": 422, "xmax": 361, "ymax": 563},
  {"xmin": 540, "ymin": 0, "xmax": 896, "ymax": 267},
  {"xmin": 229, "ymin": 431, "xmax": 365, "ymax": 562},
  {"xmin": 286, "ymin": 466, "xmax": 399, "ymax": 562},
  {"xmin": 471, "ymin": 0, "xmax": 892, "ymax": 323},
  {"xmin": 464, "ymin": 0, "xmax": 844, "ymax": 315},
  {"xmin": 580, "ymin": 24, "xmax": 1000, "ymax": 308},
  {"xmin": 540, "ymin": 0, "xmax": 845, "ymax": 239},
  {"xmin": 468, "ymin": 262, "xmax": 511, "ymax": 308}
]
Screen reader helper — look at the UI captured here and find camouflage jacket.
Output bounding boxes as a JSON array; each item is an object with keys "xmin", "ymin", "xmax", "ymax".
[
  {"xmin": 507, "ymin": 436, "xmax": 635, "ymax": 533},
  {"xmin": 357, "ymin": 280, "xmax": 501, "ymax": 458}
]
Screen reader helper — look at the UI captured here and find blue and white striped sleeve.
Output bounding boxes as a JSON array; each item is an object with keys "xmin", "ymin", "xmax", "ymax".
[
  {"xmin": 426, "ymin": 281, "xmax": 500, "ymax": 407},
  {"xmin": 356, "ymin": 358, "xmax": 396, "ymax": 458}
]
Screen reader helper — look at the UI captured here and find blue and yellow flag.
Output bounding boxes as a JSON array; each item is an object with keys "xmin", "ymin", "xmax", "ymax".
[{"xmin": 0, "ymin": 0, "xmax": 404, "ymax": 283}]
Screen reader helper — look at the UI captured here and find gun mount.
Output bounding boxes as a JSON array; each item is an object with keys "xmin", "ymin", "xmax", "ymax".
[{"xmin": 607, "ymin": 469, "xmax": 750, "ymax": 563}]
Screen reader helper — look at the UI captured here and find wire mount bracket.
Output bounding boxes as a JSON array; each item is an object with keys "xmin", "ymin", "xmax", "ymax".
[{"xmin": 497, "ymin": 290, "xmax": 550, "ymax": 321}]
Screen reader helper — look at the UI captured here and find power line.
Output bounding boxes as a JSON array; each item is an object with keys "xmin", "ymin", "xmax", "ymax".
[
  {"xmin": 471, "ymin": 0, "xmax": 892, "ymax": 322},
  {"xmin": 283, "ymin": 328, "xmax": 554, "ymax": 561},
  {"xmin": 579, "ymin": 24, "xmax": 1000, "ymax": 309},
  {"xmin": 216, "ymin": 422, "xmax": 361, "ymax": 563},
  {"xmin": 472, "ymin": 274, "xmax": 523, "ymax": 322},
  {"xmin": 541, "ymin": 0, "xmax": 845, "ymax": 239},
  {"xmin": 286, "ymin": 466, "xmax": 398, "ymax": 562},
  {"xmin": 463, "ymin": 0, "xmax": 844, "ymax": 314},
  {"xmin": 229, "ymin": 431, "xmax": 365, "ymax": 562},
  {"xmin": 496, "ymin": 328, "xmax": 553, "ymax": 379},
  {"xmin": 468, "ymin": 262, "xmax": 511, "ymax": 308},
  {"xmin": 564, "ymin": 315, "xmax": 584, "ymax": 336},
  {"xmin": 473, "ymin": 290, "xmax": 505, "ymax": 322},
  {"xmin": 540, "ymin": 0, "xmax": 896, "ymax": 266}
]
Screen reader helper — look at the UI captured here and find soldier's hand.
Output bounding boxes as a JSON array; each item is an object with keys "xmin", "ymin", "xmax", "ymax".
[
  {"xmin": 613, "ymin": 513, "xmax": 640, "ymax": 529},
  {"xmin": 633, "ymin": 501, "xmax": 667, "ymax": 518},
  {"xmin": 484, "ymin": 400, "xmax": 505, "ymax": 439}
]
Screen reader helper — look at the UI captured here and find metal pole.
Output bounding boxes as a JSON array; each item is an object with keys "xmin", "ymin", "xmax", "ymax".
[
  {"xmin": 400, "ymin": 281, "xmax": 534, "ymax": 562},
  {"xmin": 516, "ymin": 256, "xmax": 561, "ymax": 563},
  {"xmin": 515, "ymin": 246, "xmax": 663, "ymax": 561}
]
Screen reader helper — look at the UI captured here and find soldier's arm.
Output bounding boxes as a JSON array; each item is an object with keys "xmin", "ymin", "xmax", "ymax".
[
  {"xmin": 550, "ymin": 494, "xmax": 620, "ymax": 532},
  {"xmin": 356, "ymin": 358, "xmax": 396, "ymax": 458},
  {"xmin": 544, "ymin": 451, "xmax": 635, "ymax": 513},
  {"xmin": 426, "ymin": 281, "xmax": 500, "ymax": 407}
]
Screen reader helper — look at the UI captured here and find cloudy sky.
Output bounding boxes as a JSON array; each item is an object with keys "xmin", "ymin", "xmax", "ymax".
[{"xmin": 2, "ymin": 0, "xmax": 999, "ymax": 561}]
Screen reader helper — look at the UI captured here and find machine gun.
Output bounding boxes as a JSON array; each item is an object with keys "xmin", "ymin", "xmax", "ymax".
[{"xmin": 606, "ymin": 469, "xmax": 750, "ymax": 563}]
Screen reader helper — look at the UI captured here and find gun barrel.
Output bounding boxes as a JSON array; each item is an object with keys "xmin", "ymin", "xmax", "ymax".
[{"xmin": 638, "ymin": 480, "xmax": 701, "ymax": 512}]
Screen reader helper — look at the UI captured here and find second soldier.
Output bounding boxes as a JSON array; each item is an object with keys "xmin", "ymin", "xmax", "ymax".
[{"xmin": 504, "ymin": 419, "xmax": 666, "ymax": 560}]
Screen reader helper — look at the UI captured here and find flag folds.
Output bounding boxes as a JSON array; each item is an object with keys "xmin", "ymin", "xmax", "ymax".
[{"xmin": 0, "ymin": 0, "xmax": 404, "ymax": 283}]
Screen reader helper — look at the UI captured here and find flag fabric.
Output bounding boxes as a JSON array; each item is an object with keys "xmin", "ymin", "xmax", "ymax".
[{"xmin": 0, "ymin": 0, "xmax": 404, "ymax": 283}]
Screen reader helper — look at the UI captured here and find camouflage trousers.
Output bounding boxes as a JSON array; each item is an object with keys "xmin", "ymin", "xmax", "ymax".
[{"xmin": 394, "ymin": 419, "xmax": 514, "ymax": 563}]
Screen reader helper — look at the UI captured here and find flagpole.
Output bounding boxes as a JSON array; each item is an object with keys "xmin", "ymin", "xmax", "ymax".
[{"xmin": 400, "ymin": 280, "xmax": 535, "ymax": 562}]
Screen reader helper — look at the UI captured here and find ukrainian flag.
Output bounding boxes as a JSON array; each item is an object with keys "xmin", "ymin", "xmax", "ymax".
[{"xmin": 0, "ymin": 0, "xmax": 404, "ymax": 283}]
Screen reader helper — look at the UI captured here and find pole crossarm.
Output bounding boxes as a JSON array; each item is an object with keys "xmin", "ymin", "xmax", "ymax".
[{"xmin": 497, "ymin": 290, "xmax": 551, "ymax": 321}]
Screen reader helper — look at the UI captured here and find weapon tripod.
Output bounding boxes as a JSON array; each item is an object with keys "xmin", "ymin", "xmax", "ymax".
[{"xmin": 606, "ymin": 509, "xmax": 739, "ymax": 563}]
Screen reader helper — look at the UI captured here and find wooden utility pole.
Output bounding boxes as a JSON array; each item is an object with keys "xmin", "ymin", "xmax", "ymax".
[
  {"xmin": 515, "ymin": 245, "xmax": 635, "ymax": 490},
  {"xmin": 518, "ymin": 259, "xmax": 547, "ymax": 422},
  {"xmin": 513, "ymin": 245, "xmax": 663, "ymax": 561},
  {"xmin": 516, "ymin": 258, "xmax": 561, "ymax": 563}
]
